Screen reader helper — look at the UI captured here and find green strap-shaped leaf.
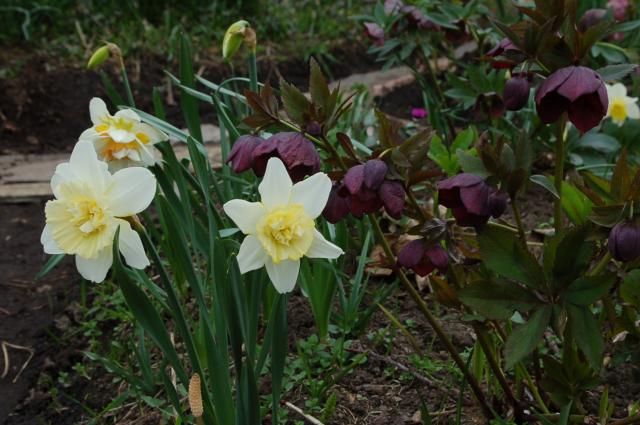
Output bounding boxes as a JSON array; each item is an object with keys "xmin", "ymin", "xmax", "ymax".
[{"xmin": 504, "ymin": 305, "xmax": 552, "ymax": 369}]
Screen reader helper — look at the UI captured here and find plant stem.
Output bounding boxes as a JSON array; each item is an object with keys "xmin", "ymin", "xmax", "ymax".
[
  {"xmin": 553, "ymin": 118, "xmax": 566, "ymax": 234},
  {"xmin": 588, "ymin": 252, "xmax": 612, "ymax": 276},
  {"xmin": 511, "ymin": 199, "xmax": 527, "ymax": 245},
  {"xmin": 368, "ymin": 214, "xmax": 493, "ymax": 420},
  {"xmin": 406, "ymin": 186, "xmax": 430, "ymax": 221},
  {"xmin": 609, "ymin": 415, "xmax": 640, "ymax": 425}
]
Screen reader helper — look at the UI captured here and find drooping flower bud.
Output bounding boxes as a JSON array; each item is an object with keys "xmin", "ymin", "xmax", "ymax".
[
  {"xmin": 437, "ymin": 173, "xmax": 507, "ymax": 228},
  {"xmin": 503, "ymin": 74, "xmax": 530, "ymax": 111},
  {"xmin": 578, "ymin": 9, "xmax": 608, "ymax": 32},
  {"xmin": 486, "ymin": 38, "xmax": 524, "ymax": 69},
  {"xmin": 363, "ymin": 159, "xmax": 388, "ymax": 190},
  {"xmin": 227, "ymin": 135, "xmax": 261, "ymax": 173},
  {"xmin": 223, "ymin": 20, "xmax": 254, "ymax": 60},
  {"xmin": 379, "ymin": 180, "xmax": 405, "ymax": 219},
  {"xmin": 608, "ymin": 221, "xmax": 640, "ymax": 262},
  {"xmin": 535, "ymin": 66, "xmax": 608, "ymax": 134},
  {"xmin": 397, "ymin": 239, "xmax": 449, "ymax": 276},
  {"xmin": 251, "ymin": 132, "xmax": 320, "ymax": 182},
  {"xmin": 364, "ymin": 22, "xmax": 385, "ymax": 46},
  {"xmin": 322, "ymin": 183, "xmax": 351, "ymax": 223},
  {"xmin": 87, "ymin": 45, "xmax": 110, "ymax": 70}
]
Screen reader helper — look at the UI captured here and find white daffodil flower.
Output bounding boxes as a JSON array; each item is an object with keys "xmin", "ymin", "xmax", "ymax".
[
  {"xmin": 41, "ymin": 141, "xmax": 157, "ymax": 283},
  {"xmin": 79, "ymin": 98, "xmax": 167, "ymax": 171},
  {"xmin": 606, "ymin": 83, "xmax": 640, "ymax": 126},
  {"xmin": 223, "ymin": 157, "xmax": 343, "ymax": 293}
]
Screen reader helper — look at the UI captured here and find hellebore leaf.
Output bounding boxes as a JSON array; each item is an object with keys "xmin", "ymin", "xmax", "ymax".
[
  {"xmin": 561, "ymin": 182, "xmax": 593, "ymax": 226},
  {"xmin": 568, "ymin": 304, "xmax": 604, "ymax": 370},
  {"xmin": 280, "ymin": 78, "xmax": 311, "ymax": 126},
  {"xmin": 530, "ymin": 175, "xmax": 559, "ymax": 198},
  {"xmin": 504, "ymin": 305, "xmax": 552, "ymax": 369},
  {"xmin": 544, "ymin": 225, "xmax": 595, "ymax": 290},
  {"xmin": 459, "ymin": 280, "xmax": 540, "ymax": 319},
  {"xmin": 611, "ymin": 149, "xmax": 631, "ymax": 202},
  {"xmin": 597, "ymin": 64, "xmax": 639, "ymax": 82},
  {"xmin": 620, "ymin": 270, "xmax": 640, "ymax": 305},
  {"xmin": 477, "ymin": 225, "xmax": 545, "ymax": 289},
  {"xmin": 565, "ymin": 275, "xmax": 615, "ymax": 306},
  {"xmin": 309, "ymin": 58, "xmax": 330, "ymax": 115}
]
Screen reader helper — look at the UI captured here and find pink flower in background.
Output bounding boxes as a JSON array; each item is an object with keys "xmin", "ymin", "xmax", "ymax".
[
  {"xmin": 607, "ymin": 0, "xmax": 629, "ymax": 21},
  {"xmin": 411, "ymin": 107, "xmax": 428, "ymax": 119}
]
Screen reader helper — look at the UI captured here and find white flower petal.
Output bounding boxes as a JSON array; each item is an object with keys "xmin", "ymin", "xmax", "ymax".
[
  {"xmin": 259, "ymin": 157, "xmax": 292, "ymax": 209},
  {"xmin": 108, "ymin": 167, "xmax": 157, "ymax": 217},
  {"xmin": 89, "ymin": 98, "xmax": 110, "ymax": 124},
  {"xmin": 627, "ymin": 102, "xmax": 640, "ymax": 119},
  {"xmin": 223, "ymin": 199, "xmax": 265, "ymax": 234},
  {"xmin": 68, "ymin": 141, "xmax": 111, "ymax": 192},
  {"xmin": 108, "ymin": 128, "xmax": 136, "ymax": 143},
  {"xmin": 608, "ymin": 83, "xmax": 627, "ymax": 99},
  {"xmin": 237, "ymin": 235, "xmax": 268, "ymax": 273},
  {"xmin": 41, "ymin": 223, "xmax": 64, "ymax": 254},
  {"xmin": 117, "ymin": 220, "xmax": 149, "ymax": 269},
  {"xmin": 136, "ymin": 142, "xmax": 157, "ymax": 166},
  {"xmin": 79, "ymin": 127, "xmax": 100, "ymax": 142},
  {"xmin": 114, "ymin": 109, "xmax": 141, "ymax": 123},
  {"xmin": 306, "ymin": 229, "xmax": 344, "ymax": 259},
  {"xmin": 265, "ymin": 259, "xmax": 300, "ymax": 293},
  {"xmin": 50, "ymin": 162, "xmax": 74, "ymax": 197},
  {"xmin": 75, "ymin": 249, "xmax": 113, "ymax": 283},
  {"xmin": 290, "ymin": 172, "xmax": 332, "ymax": 218},
  {"xmin": 136, "ymin": 123, "xmax": 168, "ymax": 143}
]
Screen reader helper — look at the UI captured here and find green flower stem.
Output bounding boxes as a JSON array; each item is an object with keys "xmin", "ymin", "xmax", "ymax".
[
  {"xmin": 554, "ymin": 118, "xmax": 566, "ymax": 234},
  {"xmin": 516, "ymin": 363, "xmax": 551, "ymax": 414},
  {"xmin": 588, "ymin": 252, "xmax": 612, "ymax": 276},
  {"xmin": 406, "ymin": 186, "xmax": 430, "ymax": 221},
  {"xmin": 511, "ymin": 199, "xmax": 527, "ymax": 245},
  {"xmin": 247, "ymin": 50, "xmax": 258, "ymax": 93},
  {"xmin": 368, "ymin": 214, "xmax": 493, "ymax": 420}
]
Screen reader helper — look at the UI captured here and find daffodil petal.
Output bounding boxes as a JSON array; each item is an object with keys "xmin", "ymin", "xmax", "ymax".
[
  {"xmin": 79, "ymin": 127, "xmax": 100, "ymax": 142},
  {"xmin": 76, "ymin": 249, "xmax": 113, "ymax": 283},
  {"xmin": 259, "ymin": 157, "xmax": 292, "ymax": 209},
  {"xmin": 306, "ymin": 229, "xmax": 343, "ymax": 259},
  {"xmin": 137, "ymin": 123, "xmax": 168, "ymax": 143},
  {"xmin": 41, "ymin": 223, "xmax": 64, "ymax": 254},
  {"xmin": 265, "ymin": 259, "xmax": 300, "ymax": 293},
  {"xmin": 108, "ymin": 167, "xmax": 157, "ymax": 217},
  {"xmin": 627, "ymin": 102, "xmax": 640, "ymax": 119},
  {"xmin": 223, "ymin": 199, "xmax": 265, "ymax": 234},
  {"xmin": 608, "ymin": 83, "xmax": 627, "ymax": 99},
  {"xmin": 114, "ymin": 109, "xmax": 141, "ymax": 123},
  {"xmin": 89, "ymin": 97, "xmax": 110, "ymax": 125},
  {"xmin": 68, "ymin": 141, "xmax": 111, "ymax": 192},
  {"xmin": 118, "ymin": 220, "xmax": 149, "ymax": 269},
  {"xmin": 109, "ymin": 128, "xmax": 136, "ymax": 143},
  {"xmin": 290, "ymin": 172, "xmax": 332, "ymax": 218},
  {"xmin": 237, "ymin": 235, "xmax": 268, "ymax": 273}
]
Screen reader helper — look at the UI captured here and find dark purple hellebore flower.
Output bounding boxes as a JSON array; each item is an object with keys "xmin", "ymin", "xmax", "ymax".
[
  {"xmin": 227, "ymin": 135, "xmax": 261, "ymax": 173},
  {"xmin": 608, "ymin": 221, "xmax": 640, "ymax": 262},
  {"xmin": 578, "ymin": 9, "xmax": 608, "ymax": 32},
  {"xmin": 503, "ymin": 74, "xmax": 531, "ymax": 111},
  {"xmin": 486, "ymin": 38, "xmax": 523, "ymax": 69},
  {"xmin": 251, "ymin": 132, "xmax": 320, "ymax": 182},
  {"xmin": 437, "ymin": 173, "xmax": 507, "ymax": 228},
  {"xmin": 364, "ymin": 22, "xmax": 385, "ymax": 46},
  {"xmin": 384, "ymin": 0, "xmax": 404, "ymax": 15},
  {"xmin": 397, "ymin": 239, "xmax": 449, "ymax": 276},
  {"xmin": 535, "ymin": 66, "xmax": 608, "ymax": 134},
  {"xmin": 343, "ymin": 159, "xmax": 405, "ymax": 219},
  {"xmin": 322, "ymin": 183, "xmax": 351, "ymax": 224},
  {"xmin": 379, "ymin": 180, "xmax": 406, "ymax": 219}
]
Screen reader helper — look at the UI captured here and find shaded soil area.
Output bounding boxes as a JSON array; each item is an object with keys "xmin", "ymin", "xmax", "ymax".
[{"xmin": 0, "ymin": 42, "xmax": 377, "ymax": 156}]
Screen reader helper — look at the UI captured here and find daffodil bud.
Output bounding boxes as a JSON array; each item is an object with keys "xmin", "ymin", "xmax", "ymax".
[
  {"xmin": 87, "ymin": 45, "xmax": 110, "ymax": 70},
  {"xmin": 222, "ymin": 20, "xmax": 253, "ymax": 60}
]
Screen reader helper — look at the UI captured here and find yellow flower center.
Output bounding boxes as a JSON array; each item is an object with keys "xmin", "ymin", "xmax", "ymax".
[
  {"xmin": 256, "ymin": 204, "xmax": 314, "ymax": 263},
  {"xmin": 45, "ymin": 181, "xmax": 116, "ymax": 259},
  {"xmin": 610, "ymin": 98, "xmax": 628, "ymax": 122},
  {"xmin": 96, "ymin": 116, "xmax": 135, "ymax": 133}
]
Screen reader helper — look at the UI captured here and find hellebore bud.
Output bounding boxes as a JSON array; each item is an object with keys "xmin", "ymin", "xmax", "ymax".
[
  {"xmin": 535, "ymin": 66, "xmax": 608, "ymax": 134},
  {"xmin": 223, "ymin": 20, "xmax": 255, "ymax": 60},
  {"xmin": 486, "ymin": 38, "xmax": 523, "ymax": 69},
  {"xmin": 437, "ymin": 173, "xmax": 507, "ymax": 228},
  {"xmin": 397, "ymin": 239, "xmax": 449, "ymax": 277},
  {"xmin": 503, "ymin": 74, "xmax": 530, "ymax": 111},
  {"xmin": 252, "ymin": 132, "xmax": 320, "ymax": 182},
  {"xmin": 364, "ymin": 22, "xmax": 385, "ymax": 46},
  {"xmin": 322, "ymin": 183, "xmax": 351, "ymax": 224},
  {"xmin": 578, "ymin": 9, "xmax": 608, "ymax": 32},
  {"xmin": 608, "ymin": 221, "xmax": 640, "ymax": 262},
  {"xmin": 227, "ymin": 135, "xmax": 261, "ymax": 173},
  {"xmin": 379, "ymin": 180, "xmax": 406, "ymax": 219}
]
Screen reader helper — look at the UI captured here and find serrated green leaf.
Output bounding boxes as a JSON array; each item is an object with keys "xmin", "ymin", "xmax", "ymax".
[
  {"xmin": 504, "ymin": 305, "xmax": 551, "ymax": 368},
  {"xmin": 459, "ymin": 280, "xmax": 540, "ymax": 319},
  {"xmin": 561, "ymin": 182, "xmax": 593, "ymax": 226},
  {"xmin": 565, "ymin": 275, "xmax": 614, "ymax": 306},
  {"xmin": 568, "ymin": 304, "xmax": 603, "ymax": 370},
  {"xmin": 280, "ymin": 79, "xmax": 310, "ymax": 126},
  {"xmin": 597, "ymin": 64, "xmax": 639, "ymax": 82}
]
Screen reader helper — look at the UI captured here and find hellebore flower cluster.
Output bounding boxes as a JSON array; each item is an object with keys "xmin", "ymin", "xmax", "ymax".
[
  {"xmin": 535, "ymin": 66, "xmax": 608, "ymax": 134},
  {"xmin": 80, "ymin": 98, "xmax": 168, "ymax": 171},
  {"xmin": 227, "ymin": 132, "xmax": 321, "ymax": 183},
  {"xmin": 322, "ymin": 159, "xmax": 406, "ymax": 223},
  {"xmin": 486, "ymin": 38, "xmax": 524, "ymax": 69},
  {"xmin": 397, "ymin": 239, "xmax": 449, "ymax": 276},
  {"xmin": 41, "ymin": 141, "xmax": 157, "ymax": 283},
  {"xmin": 608, "ymin": 221, "xmax": 640, "ymax": 262},
  {"xmin": 437, "ymin": 173, "xmax": 507, "ymax": 228},
  {"xmin": 223, "ymin": 157, "xmax": 343, "ymax": 293},
  {"xmin": 606, "ymin": 83, "xmax": 640, "ymax": 126}
]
